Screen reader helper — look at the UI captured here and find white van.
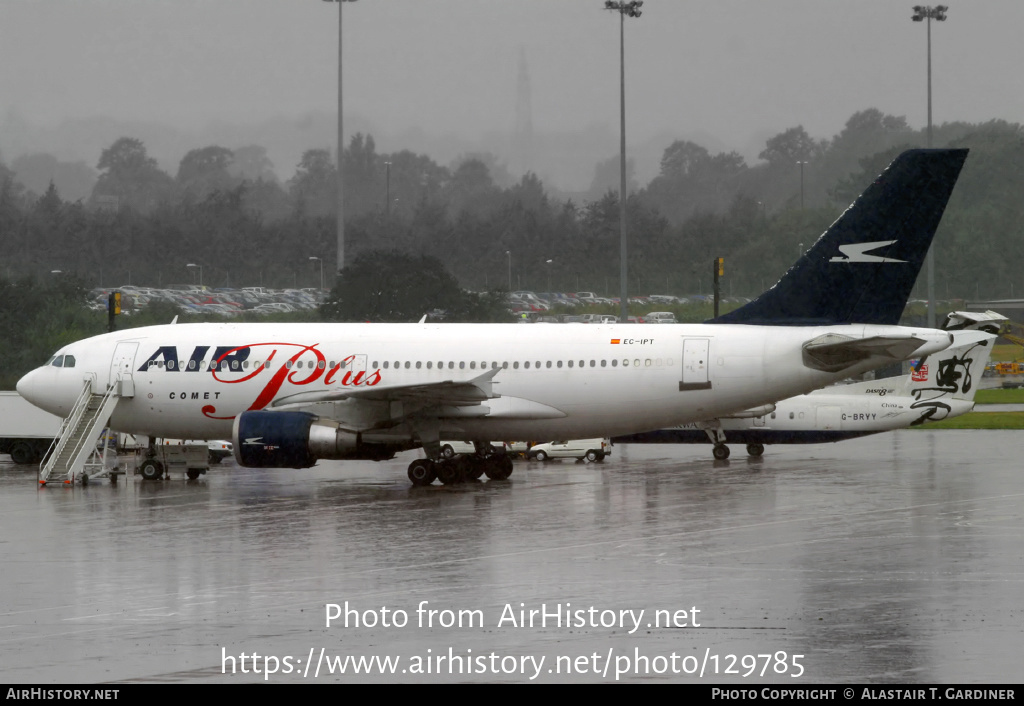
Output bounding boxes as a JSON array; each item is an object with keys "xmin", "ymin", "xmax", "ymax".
[
  {"xmin": 645, "ymin": 311, "xmax": 678, "ymax": 324},
  {"xmin": 527, "ymin": 439, "xmax": 610, "ymax": 462}
]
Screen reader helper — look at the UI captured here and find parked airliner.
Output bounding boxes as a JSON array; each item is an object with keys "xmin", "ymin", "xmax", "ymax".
[
  {"xmin": 614, "ymin": 311, "xmax": 1001, "ymax": 458},
  {"xmin": 17, "ymin": 149, "xmax": 968, "ymax": 485}
]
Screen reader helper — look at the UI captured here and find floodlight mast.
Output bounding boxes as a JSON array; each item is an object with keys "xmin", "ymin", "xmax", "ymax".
[{"xmin": 603, "ymin": 1, "xmax": 643, "ymax": 323}]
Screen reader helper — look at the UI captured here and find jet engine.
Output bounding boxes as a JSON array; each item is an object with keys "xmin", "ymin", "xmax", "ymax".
[{"xmin": 232, "ymin": 411, "xmax": 403, "ymax": 468}]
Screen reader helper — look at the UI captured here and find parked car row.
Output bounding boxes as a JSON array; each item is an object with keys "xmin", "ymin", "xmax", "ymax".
[
  {"xmin": 88, "ymin": 285, "xmax": 328, "ymax": 317},
  {"xmin": 506, "ymin": 290, "xmax": 752, "ymax": 319}
]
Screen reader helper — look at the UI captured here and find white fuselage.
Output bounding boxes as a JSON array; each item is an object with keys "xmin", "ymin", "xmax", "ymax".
[{"xmin": 17, "ymin": 322, "xmax": 952, "ymax": 445}]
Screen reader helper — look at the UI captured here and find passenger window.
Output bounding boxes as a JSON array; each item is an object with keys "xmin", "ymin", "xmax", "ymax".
[
  {"xmin": 404, "ymin": 361, "xmax": 411, "ymax": 369},
  {"xmin": 524, "ymin": 361, "xmax": 530, "ymax": 369},
  {"xmin": 318, "ymin": 360, "xmax": 325, "ymax": 370},
  {"xmin": 459, "ymin": 362, "xmax": 465, "ymax": 369},
  {"xmin": 557, "ymin": 361, "xmax": 563, "ymax": 368},
  {"xmin": 546, "ymin": 361, "xmax": 552, "ymax": 368},
  {"xmin": 601, "ymin": 360, "xmax": 607, "ymax": 367},
  {"xmin": 470, "ymin": 362, "xmax": 476, "ymax": 369},
  {"xmin": 384, "ymin": 361, "xmax": 390, "ymax": 369},
  {"xmin": 567, "ymin": 360, "xmax": 573, "ymax": 368},
  {"xmin": 416, "ymin": 361, "xmax": 422, "ymax": 369},
  {"xmin": 513, "ymin": 362, "xmax": 519, "ymax": 369},
  {"xmin": 427, "ymin": 361, "xmax": 432, "ymax": 369}
]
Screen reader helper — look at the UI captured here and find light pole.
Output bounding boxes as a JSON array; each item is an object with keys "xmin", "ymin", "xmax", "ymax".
[
  {"xmin": 309, "ymin": 256, "xmax": 324, "ymax": 291},
  {"xmin": 796, "ymin": 160, "xmax": 808, "ymax": 210},
  {"xmin": 186, "ymin": 263, "xmax": 203, "ymax": 287},
  {"xmin": 506, "ymin": 250, "xmax": 512, "ymax": 291},
  {"xmin": 384, "ymin": 160, "xmax": 392, "ymax": 217},
  {"xmin": 322, "ymin": 0, "xmax": 358, "ymax": 278},
  {"xmin": 546, "ymin": 259, "xmax": 553, "ymax": 293},
  {"xmin": 912, "ymin": 4, "xmax": 948, "ymax": 328},
  {"xmin": 604, "ymin": 0, "xmax": 642, "ymax": 323}
]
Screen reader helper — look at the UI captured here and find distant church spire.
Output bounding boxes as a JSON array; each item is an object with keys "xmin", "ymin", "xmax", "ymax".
[{"xmin": 512, "ymin": 47, "xmax": 534, "ymax": 177}]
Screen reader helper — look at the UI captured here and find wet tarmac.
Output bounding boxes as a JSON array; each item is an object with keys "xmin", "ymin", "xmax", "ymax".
[{"xmin": 1, "ymin": 431, "xmax": 1022, "ymax": 684}]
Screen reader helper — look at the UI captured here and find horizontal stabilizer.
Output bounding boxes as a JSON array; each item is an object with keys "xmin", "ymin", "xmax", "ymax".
[{"xmin": 802, "ymin": 332, "xmax": 952, "ymax": 373}]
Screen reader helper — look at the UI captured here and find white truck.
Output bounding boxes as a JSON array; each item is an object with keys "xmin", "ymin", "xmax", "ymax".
[{"xmin": 0, "ymin": 391, "xmax": 62, "ymax": 465}]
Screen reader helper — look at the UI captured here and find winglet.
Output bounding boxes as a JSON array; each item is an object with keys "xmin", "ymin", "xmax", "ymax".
[{"xmin": 711, "ymin": 149, "xmax": 968, "ymax": 326}]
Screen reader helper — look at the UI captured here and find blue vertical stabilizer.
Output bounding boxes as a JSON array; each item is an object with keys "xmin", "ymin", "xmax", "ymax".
[{"xmin": 711, "ymin": 149, "xmax": 968, "ymax": 326}]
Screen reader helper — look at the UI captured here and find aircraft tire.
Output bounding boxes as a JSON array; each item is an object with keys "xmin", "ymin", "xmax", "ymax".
[
  {"xmin": 407, "ymin": 459, "xmax": 436, "ymax": 486},
  {"xmin": 465, "ymin": 459, "xmax": 485, "ymax": 480},
  {"xmin": 746, "ymin": 443, "xmax": 764, "ymax": 457},
  {"xmin": 9, "ymin": 442, "xmax": 34, "ymax": 465},
  {"xmin": 485, "ymin": 455, "xmax": 513, "ymax": 480},
  {"xmin": 712, "ymin": 445, "xmax": 730, "ymax": 460},
  {"xmin": 139, "ymin": 459, "xmax": 163, "ymax": 481},
  {"xmin": 435, "ymin": 461, "xmax": 463, "ymax": 485}
]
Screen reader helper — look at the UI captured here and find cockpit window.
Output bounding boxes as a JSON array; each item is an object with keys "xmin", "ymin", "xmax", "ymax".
[
  {"xmin": 63, "ymin": 355, "xmax": 76, "ymax": 368},
  {"xmin": 51, "ymin": 355, "xmax": 65, "ymax": 368}
]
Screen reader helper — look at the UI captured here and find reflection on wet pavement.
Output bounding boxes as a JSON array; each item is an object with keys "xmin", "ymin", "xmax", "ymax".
[{"xmin": 1, "ymin": 430, "xmax": 1021, "ymax": 683}]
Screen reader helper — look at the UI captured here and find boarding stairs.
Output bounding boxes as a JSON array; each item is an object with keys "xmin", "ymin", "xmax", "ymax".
[{"xmin": 39, "ymin": 378, "xmax": 121, "ymax": 485}]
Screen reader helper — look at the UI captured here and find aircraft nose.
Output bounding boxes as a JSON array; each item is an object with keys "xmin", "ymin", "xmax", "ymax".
[{"xmin": 16, "ymin": 367, "xmax": 61, "ymax": 416}]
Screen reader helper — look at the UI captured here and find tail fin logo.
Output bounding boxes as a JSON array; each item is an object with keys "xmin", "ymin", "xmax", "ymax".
[{"xmin": 830, "ymin": 240, "xmax": 907, "ymax": 263}]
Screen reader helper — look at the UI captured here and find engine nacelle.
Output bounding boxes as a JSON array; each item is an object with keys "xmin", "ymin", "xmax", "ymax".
[{"xmin": 232, "ymin": 411, "xmax": 401, "ymax": 468}]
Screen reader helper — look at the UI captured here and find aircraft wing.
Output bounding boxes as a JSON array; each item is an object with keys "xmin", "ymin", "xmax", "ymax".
[{"xmin": 269, "ymin": 367, "xmax": 500, "ymax": 408}]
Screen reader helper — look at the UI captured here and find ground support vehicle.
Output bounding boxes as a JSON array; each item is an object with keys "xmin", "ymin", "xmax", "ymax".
[
  {"xmin": 136, "ymin": 443, "xmax": 211, "ymax": 480},
  {"xmin": 0, "ymin": 391, "xmax": 61, "ymax": 464}
]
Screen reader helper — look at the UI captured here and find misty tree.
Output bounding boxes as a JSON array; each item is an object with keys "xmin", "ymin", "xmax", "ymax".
[
  {"xmin": 320, "ymin": 249, "xmax": 504, "ymax": 322},
  {"xmin": 289, "ymin": 148, "xmax": 336, "ymax": 218},
  {"xmin": 176, "ymin": 145, "xmax": 236, "ymax": 201},
  {"xmin": 11, "ymin": 153, "xmax": 97, "ymax": 203},
  {"xmin": 758, "ymin": 126, "xmax": 823, "ymax": 166},
  {"xmin": 228, "ymin": 145, "xmax": 278, "ymax": 183},
  {"xmin": 91, "ymin": 137, "xmax": 174, "ymax": 212},
  {"xmin": 585, "ymin": 154, "xmax": 637, "ymax": 202},
  {"xmin": 640, "ymin": 141, "xmax": 747, "ymax": 224},
  {"xmin": 444, "ymin": 158, "xmax": 500, "ymax": 217}
]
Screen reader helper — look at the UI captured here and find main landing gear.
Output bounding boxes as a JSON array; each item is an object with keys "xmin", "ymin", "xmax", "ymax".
[
  {"xmin": 407, "ymin": 448, "xmax": 513, "ymax": 487},
  {"xmin": 710, "ymin": 442, "xmax": 765, "ymax": 460}
]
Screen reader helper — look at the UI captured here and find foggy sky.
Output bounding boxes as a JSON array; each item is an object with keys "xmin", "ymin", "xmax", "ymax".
[{"xmin": 2, "ymin": 0, "xmax": 1021, "ymax": 188}]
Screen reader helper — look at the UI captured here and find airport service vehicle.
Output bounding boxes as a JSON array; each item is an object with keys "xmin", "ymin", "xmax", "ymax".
[
  {"xmin": 527, "ymin": 439, "xmax": 610, "ymax": 462},
  {"xmin": 0, "ymin": 391, "xmax": 61, "ymax": 464},
  {"xmin": 160, "ymin": 438, "xmax": 234, "ymax": 464},
  {"xmin": 616, "ymin": 311, "xmax": 1000, "ymax": 458},
  {"xmin": 17, "ymin": 150, "xmax": 968, "ymax": 486}
]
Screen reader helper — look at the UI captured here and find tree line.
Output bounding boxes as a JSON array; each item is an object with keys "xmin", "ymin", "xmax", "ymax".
[{"xmin": 1, "ymin": 109, "xmax": 1022, "ymax": 330}]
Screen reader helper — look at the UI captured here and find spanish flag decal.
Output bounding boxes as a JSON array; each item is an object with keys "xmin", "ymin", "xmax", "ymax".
[{"xmin": 610, "ymin": 339, "xmax": 621, "ymax": 344}]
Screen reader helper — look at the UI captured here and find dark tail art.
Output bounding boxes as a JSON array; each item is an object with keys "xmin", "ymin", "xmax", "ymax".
[{"xmin": 711, "ymin": 149, "xmax": 968, "ymax": 326}]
